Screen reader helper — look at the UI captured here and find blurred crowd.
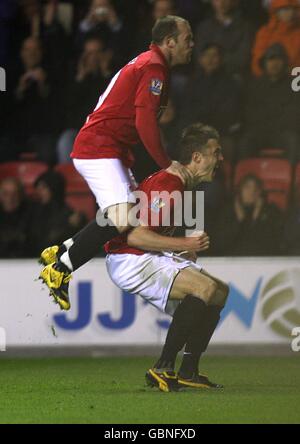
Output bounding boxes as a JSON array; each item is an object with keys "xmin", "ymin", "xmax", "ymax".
[{"xmin": 1, "ymin": 0, "xmax": 300, "ymax": 257}]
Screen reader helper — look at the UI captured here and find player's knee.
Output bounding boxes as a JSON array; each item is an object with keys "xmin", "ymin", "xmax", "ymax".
[
  {"xmin": 212, "ymin": 282, "xmax": 230, "ymax": 307},
  {"xmin": 199, "ymin": 280, "xmax": 218, "ymax": 304},
  {"xmin": 107, "ymin": 204, "xmax": 131, "ymax": 232}
]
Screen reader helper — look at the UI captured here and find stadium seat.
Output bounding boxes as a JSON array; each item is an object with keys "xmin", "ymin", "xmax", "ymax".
[
  {"xmin": 234, "ymin": 158, "xmax": 292, "ymax": 210},
  {"xmin": 259, "ymin": 147, "xmax": 285, "ymax": 158},
  {"xmin": 19, "ymin": 152, "xmax": 38, "ymax": 161},
  {"xmin": 0, "ymin": 161, "xmax": 48, "ymax": 194},
  {"xmin": 55, "ymin": 164, "xmax": 90, "ymax": 193}
]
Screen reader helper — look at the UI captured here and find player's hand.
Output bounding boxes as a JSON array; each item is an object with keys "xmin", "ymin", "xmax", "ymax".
[
  {"xmin": 167, "ymin": 161, "xmax": 193, "ymax": 188},
  {"xmin": 182, "ymin": 231, "xmax": 210, "ymax": 253}
]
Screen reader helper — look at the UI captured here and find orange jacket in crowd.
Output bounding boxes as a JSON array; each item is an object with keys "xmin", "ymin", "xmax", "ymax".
[{"xmin": 252, "ymin": 0, "xmax": 300, "ymax": 76}]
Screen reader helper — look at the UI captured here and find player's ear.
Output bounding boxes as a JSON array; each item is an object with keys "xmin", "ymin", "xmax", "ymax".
[
  {"xmin": 166, "ymin": 37, "xmax": 176, "ymax": 49},
  {"xmin": 192, "ymin": 151, "xmax": 202, "ymax": 163}
]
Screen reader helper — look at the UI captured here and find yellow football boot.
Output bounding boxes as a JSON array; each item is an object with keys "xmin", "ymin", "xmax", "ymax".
[
  {"xmin": 177, "ymin": 373, "xmax": 223, "ymax": 389},
  {"xmin": 39, "ymin": 263, "xmax": 71, "ymax": 311},
  {"xmin": 145, "ymin": 369, "xmax": 179, "ymax": 392},
  {"xmin": 39, "ymin": 246, "xmax": 59, "ymax": 266}
]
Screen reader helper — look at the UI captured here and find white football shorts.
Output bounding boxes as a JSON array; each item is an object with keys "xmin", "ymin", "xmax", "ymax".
[
  {"xmin": 73, "ymin": 158, "xmax": 137, "ymax": 213},
  {"xmin": 106, "ymin": 252, "xmax": 202, "ymax": 316}
]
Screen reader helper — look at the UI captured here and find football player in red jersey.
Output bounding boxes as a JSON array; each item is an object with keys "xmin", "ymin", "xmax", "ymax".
[
  {"xmin": 105, "ymin": 123, "xmax": 229, "ymax": 391},
  {"xmin": 39, "ymin": 15, "xmax": 195, "ymax": 310}
]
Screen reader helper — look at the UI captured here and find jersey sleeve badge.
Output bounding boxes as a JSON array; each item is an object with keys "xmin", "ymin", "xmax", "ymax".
[{"xmin": 150, "ymin": 78, "xmax": 163, "ymax": 96}]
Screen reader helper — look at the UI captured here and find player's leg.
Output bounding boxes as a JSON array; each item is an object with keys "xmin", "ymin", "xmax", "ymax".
[
  {"xmin": 58, "ymin": 202, "xmax": 134, "ymax": 272},
  {"xmin": 178, "ymin": 270, "xmax": 229, "ymax": 388},
  {"xmin": 40, "ymin": 202, "xmax": 133, "ymax": 268},
  {"xmin": 152, "ymin": 267, "xmax": 219, "ymax": 372},
  {"xmin": 105, "ymin": 252, "xmax": 226, "ymax": 391},
  {"xmin": 39, "ymin": 159, "xmax": 137, "ymax": 310},
  {"xmin": 39, "ymin": 203, "xmax": 134, "ymax": 311},
  {"xmin": 55, "ymin": 158, "xmax": 137, "ymax": 272}
]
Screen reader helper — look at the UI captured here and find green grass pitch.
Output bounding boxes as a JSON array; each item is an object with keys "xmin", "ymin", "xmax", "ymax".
[{"xmin": 0, "ymin": 356, "xmax": 299, "ymax": 424}]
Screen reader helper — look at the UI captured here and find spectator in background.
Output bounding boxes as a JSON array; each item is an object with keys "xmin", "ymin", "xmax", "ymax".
[
  {"xmin": 0, "ymin": 178, "xmax": 32, "ymax": 258},
  {"xmin": 240, "ymin": 43, "xmax": 300, "ymax": 164},
  {"xmin": 77, "ymin": 0, "xmax": 128, "ymax": 67},
  {"xmin": 56, "ymin": 37, "xmax": 113, "ymax": 163},
  {"xmin": 7, "ymin": 37, "xmax": 57, "ymax": 164},
  {"xmin": 239, "ymin": 0, "xmax": 268, "ymax": 28},
  {"xmin": 153, "ymin": 0, "xmax": 177, "ymax": 19},
  {"xmin": 11, "ymin": 0, "xmax": 67, "ymax": 77},
  {"xmin": 194, "ymin": 0, "xmax": 254, "ymax": 77},
  {"xmin": 252, "ymin": 0, "xmax": 300, "ymax": 77},
  {"xmin": 181, "ymin": 43, "xmax": 241, "ymax": 161},
  {"xmin": 176, "ymin": 0, "xmax": 211, "ymax": 28},
  {"xmin": 212, "ymin": 175, "xmax": 283, "ymax": 256},
  {"xmin": 30, "ymin": 171, "xmax": 87, "ymax": 255}
]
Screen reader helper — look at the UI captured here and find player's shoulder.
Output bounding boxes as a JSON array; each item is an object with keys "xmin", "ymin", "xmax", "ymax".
[
  {"xmin": 141, "ymin": 171, "xmax": 184, "ymax": 194},
  {"xmin": 134, "ymin": 46, "xmax": 167, "ymax": 74}
]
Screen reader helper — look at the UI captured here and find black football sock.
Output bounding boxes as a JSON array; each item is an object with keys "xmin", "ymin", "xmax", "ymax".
[
  {"xmin": 178, "ymin": 305, "xmax": 222, "ymax": 379},
  {"xmin": 57, "ymin": 220, "xmax": 120, "ymax": 272},
  {"xmin": 57, "ymin": 224, "xmax": 88, "ymax": 259},
  {"xmin": 154, "ymin": 296, "xmax": 207, "ymax": 371},
  {"xmin": 57, "ymin": 244, "xmax": 67, "ymax": 259}
]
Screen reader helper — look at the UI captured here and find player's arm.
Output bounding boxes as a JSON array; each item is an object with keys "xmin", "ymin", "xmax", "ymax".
[
  {"xmin": 135, "ymin": 65, "xmax": 171, "ymax": 169},
  {"xmin": 127, "ymin": 225, "xmax": 209, "ymax": 253}
]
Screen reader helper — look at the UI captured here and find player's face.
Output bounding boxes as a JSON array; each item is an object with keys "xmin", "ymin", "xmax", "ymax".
[
  {"xmin": 172, "ymin": 22, "xmax": 194, "ymax": 65},
  {"xmin": 195, "ymin": 139, "xmax": 224, "ymax": 182}
]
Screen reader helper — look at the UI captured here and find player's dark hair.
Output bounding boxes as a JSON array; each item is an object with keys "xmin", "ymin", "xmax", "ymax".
[
  {"xmin": 152, "ymin": 15, "xmax": 187, "ymax": 45},
  {"xmin": 178, "ymin": 123, "xmax": 220, "ymax": 165}
]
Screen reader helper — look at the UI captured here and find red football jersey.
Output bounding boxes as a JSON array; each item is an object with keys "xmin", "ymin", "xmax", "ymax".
[
  {"xmin": 104, "ymin": 170, "xmax": 185, "ymax": 255},
  {"xmin": 71, "ymin": 44, "xmax": 171, "ymax": 169}
]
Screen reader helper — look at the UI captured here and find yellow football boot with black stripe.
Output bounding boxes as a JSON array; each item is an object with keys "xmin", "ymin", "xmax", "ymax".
[
  {"xmin": 145, "ymin": 369, "xmax": 180, "ymax": 392},
  {"xmin": 39, "ymin": 263, "xmax": 71, "ymax": 311},
  {"xmin": 177, "ymin": 373, "xmax": 223, "ymax": 389},
  {"xmin": 39, "ymin": 246, "xmax": 59, "ymax": 266}
]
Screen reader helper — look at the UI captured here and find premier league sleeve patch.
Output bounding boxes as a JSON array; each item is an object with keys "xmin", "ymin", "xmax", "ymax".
[{"xmin": 150, "ymin": 78, "xmax": 163, "ymax": 96}]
